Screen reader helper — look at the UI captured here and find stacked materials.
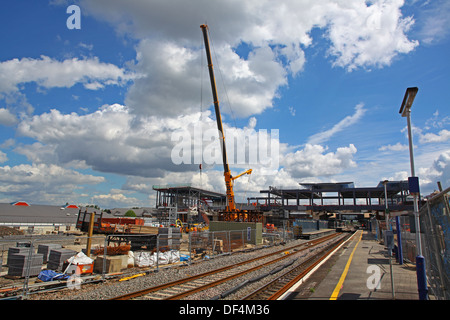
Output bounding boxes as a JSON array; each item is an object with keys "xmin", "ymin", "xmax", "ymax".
[
  {"xmin": 47, "ymin": 248, "xmax": 77, "ymax": 272},
  {"xmin": 37, "ymin": 244, "xmax": 63, "ymax": 263},
  {"xmin": 7, "ymin": 247, "xmax": 32, "ymax": 266},
  {"xmin": 128, "ymin": 225, "xmax": 159, "ymax": 234},
  {"xmin": 7, "ymin": 248, "xmax": 43, "ymax": 277}
]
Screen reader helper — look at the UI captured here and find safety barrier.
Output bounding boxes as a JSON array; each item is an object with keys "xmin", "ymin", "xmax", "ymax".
[
  {"xmin": 419, "ymin": 188, "xmax": 450, "ymax": 300},
  {"xmin": 0, "ymin": 227, "xmax": 291, "ymax": 299}
]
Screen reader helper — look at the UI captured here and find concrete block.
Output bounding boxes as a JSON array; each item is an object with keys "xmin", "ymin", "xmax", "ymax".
[
  {"xmin": 7, "ymin": 253, "xmax": 43, "ymax": 277},
  {"xmin": 37, "ymin": 244, "xmax": 62, "ymax": 263},
  {"xmin": 94, "ymin": 255, "xmax": 128, "ymax": 274}
]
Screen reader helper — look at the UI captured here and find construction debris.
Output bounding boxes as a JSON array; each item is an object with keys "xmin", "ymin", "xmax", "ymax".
[{"xmin": 92, "ymin": 244, "xmax": 131, "ymax": 256}]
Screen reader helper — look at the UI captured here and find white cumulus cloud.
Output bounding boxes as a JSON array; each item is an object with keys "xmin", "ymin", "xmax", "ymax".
[
  {"xmin": 78, "ymin": 0, "xmax": 417, "ymax": 118},
  {"xmin": 0, "ymin": 56, "xmax": 134, "ymax": 93},
  {"xmin": 282, "ymin": 143, "xmax": 358, "ymax": 178}
]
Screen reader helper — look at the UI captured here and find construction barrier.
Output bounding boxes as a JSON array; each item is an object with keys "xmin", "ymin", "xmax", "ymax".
[{"xmin": 0, "ymin": 226, "xmax": 293, "ymax": 299}]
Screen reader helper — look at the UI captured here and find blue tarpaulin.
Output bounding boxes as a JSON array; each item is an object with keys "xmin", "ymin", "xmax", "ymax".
[
  {"xmin": 38, "ymin": 269, "xmax": 70, "ymax": 282},
  {"xmin": 180, "ymin": 254, "xmax": 189, "ymax": 262}
]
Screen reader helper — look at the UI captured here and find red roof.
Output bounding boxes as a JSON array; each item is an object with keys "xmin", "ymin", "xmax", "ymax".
[
  {"xmin": 11, "ymin": 201, "xmax": 30, "ymax": 206},
  {"xmin": 65, "ymin": 204, "xmax": 79, "ymax": 209}
]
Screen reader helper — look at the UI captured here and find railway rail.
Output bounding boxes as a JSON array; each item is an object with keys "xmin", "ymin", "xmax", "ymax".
[
  {"xmin": 242, "ymin": 231, "xmax": 354, "ymax": 300},
  {"xmin": 110, "ymin": 232, "xmax": 349, "ymax": 300}
]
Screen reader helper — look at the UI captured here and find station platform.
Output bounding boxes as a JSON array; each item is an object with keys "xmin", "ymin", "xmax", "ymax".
[
  {"xmin": 286, "ymin": 230, "xmax": 420, "ymax": 300},
  {"xmin": 298, "ymin": 229, "xmax": 335, "ymax": 240}
]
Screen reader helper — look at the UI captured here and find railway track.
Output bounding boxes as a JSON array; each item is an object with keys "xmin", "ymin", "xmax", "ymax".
[
  {"xmin": 242, "ymin": 231, "xmax": 354, "ymax": 300},
  {"xmin": 110, "ymin": 232, "xmax": 348, "ymax": 300}
]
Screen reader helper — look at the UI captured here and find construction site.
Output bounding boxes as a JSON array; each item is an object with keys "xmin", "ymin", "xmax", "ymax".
[{"xmin": 0, "ymin": 25, "xmax": 448, "ymax": 303}]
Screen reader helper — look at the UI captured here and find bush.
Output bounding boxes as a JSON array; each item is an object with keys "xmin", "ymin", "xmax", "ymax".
[{"xmin": 124, "ymin": 209, "xmax": 136, "ymax": 217}]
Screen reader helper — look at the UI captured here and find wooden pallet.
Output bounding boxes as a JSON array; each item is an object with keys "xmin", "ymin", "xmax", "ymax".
[{"xmin": 127, "ymin": 225, "xmax": 159, "ymax": 235}]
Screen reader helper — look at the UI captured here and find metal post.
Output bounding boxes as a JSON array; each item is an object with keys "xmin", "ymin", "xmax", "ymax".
[
  {"xmin": 406, "ymin": 110, "xmax": 422, "ymax": 257},
  {"xmin": 400, "ymin": 88, "xmax": 428, "ymax": 300},
  {"xmin": 22, "ymin": 240, "xmax": 33, "ymax": 298},
  {"xmin": 416, "ymin": 255, "xmax": 428, "ymax": 300},
  {"xmin": 407, "ymin": 109, "xmax": 427, "ymax": 299},
  {"xmin": 86, "ymin": 211, "xmax": 95, "ymax": 257},
  {"xmin": 395, "ymin": 216, "xmax": 403, "ymax": 265},
  {"xmin": 383, "ymin": 180, "xmax": 389, "ymax": 231},
  {"xmin": 188, "ymin": 231, "xmax": 192, "ymax": 265},
  {"xmin": 156, "ymin": 234, "xmax": 160, "ymax": 272},
  {"xmin": 389, "ymin": 250, "xmax": 395, "ymax": 299},
  {"xmin": 102, "ymin": 235, "xmax": 108, "ymax": 281},
  {"xmin": 384, "ymin": 181, "xmax": 395, "ymax": 299}
]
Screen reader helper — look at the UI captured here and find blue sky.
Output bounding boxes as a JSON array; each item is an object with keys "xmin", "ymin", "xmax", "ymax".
[{"xmin": 0, "ymin": 0, "xmax": 449, "ymax": 208}]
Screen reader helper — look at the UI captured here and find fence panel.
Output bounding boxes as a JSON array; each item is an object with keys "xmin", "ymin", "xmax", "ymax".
[
  {"xmin": 188, "ymin": 229, "xmax": 266, "ymax": 259},
  {"xmin": 419, "ymin": 188, "xmax": 450, "ymax": 300},
  {"xmin": 1, "ymin": 226, "xmax": 295, "ymax": 299},
  {"xmin": 397, "ymin": 215, "xmax": 417, "ymax": 263},
  {"xmin": 0, "ymin": 234, "xmax": 106, "ymax": 298}
]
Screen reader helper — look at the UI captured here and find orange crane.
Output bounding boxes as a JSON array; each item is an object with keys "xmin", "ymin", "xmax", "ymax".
[{"xmin": 200, "ymin": 24, "xmax": 256, "ymax": 220}]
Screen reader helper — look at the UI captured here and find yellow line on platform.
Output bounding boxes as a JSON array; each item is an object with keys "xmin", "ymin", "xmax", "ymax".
[{"xmin": 330, "ymin": 230, "xmax": 363, "ymax": 300}]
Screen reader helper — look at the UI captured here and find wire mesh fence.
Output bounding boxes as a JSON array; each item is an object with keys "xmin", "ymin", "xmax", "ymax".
[
  {"xmin": 368, "ymin": 187, "xmax": 450, "ymax": 300},
  {"xmin": 187, "ymin": 229, "xmax": 287, "ymax": 259},
  {"xmin": 398, "ymin": 215, "xmax": 418, "ymax": 263},
  {"xmin": 369, "ymin": 214, "xmax": 418, "ymax": 262},
  {"xmin": 419, "ymin": 188, "xmax": 450, "ymax": 300},
  {"xmin": 0, "ymin": 234, "xmax": 106, "ymax": 298},
  {"xmin": 0, "ymin": 226, "xmax": 293, "ymax": 299}
]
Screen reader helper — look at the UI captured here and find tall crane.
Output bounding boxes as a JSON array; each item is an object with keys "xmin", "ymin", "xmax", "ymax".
[{"xmin": 200, "ymin": 24, "xmax": 253, "ymax": 217}]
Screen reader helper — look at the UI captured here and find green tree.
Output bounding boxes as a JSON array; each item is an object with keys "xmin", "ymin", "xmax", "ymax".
[{"xmin": 124, "ymin": 209, "xmax": 136, "ymax": 217}]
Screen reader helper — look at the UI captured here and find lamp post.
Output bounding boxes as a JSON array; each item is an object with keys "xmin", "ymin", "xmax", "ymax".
[
  {"xmin": 383, "ymin": 180, "xmax": 395, "ymax": 299},
  {"xmin": 383, "ymin": 180, "xmax": 390, "ymax": 231},
  {"xmin": 398, "ymin": 87, "xmax": 428, "ymax": 300}
]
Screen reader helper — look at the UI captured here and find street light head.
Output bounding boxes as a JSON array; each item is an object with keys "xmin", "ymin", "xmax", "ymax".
[{"xmin": 399, "ymin": 87, "xmax": 418, "ymax": 117}]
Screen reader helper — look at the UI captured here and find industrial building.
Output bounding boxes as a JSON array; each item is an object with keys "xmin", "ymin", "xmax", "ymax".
[{"xmin": 250, "ymin": 181, "xmax": 414, "ymax": 213}]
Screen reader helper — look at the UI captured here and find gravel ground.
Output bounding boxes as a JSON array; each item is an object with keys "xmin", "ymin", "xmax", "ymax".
[
  {"xmin": 27, "ymin": 234, "xmax": 345, "ymax": 300},
  {"xmin": 188, "ymin": 237, "xmax": 341, "ymax": 300}
]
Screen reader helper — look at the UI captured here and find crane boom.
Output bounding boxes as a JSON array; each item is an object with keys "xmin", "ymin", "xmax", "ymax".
[
  {"xmin": 200, "ymin": 24, "xmax": 229, "ymax": 174},
  {"xmin": 200, "ymin": 24, "xmax": 249, "ymax": 213}
]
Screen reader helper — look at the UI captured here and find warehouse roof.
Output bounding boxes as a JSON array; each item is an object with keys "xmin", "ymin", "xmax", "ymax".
[
  {"xmin": 0, "ymin": 203, "xmax": 80, "ymax": 225},
  {"xmin": 0, "ymin": 204, "xmax": 159, "ymax": 226}
]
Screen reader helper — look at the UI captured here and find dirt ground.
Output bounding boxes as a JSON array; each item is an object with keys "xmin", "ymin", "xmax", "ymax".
[{"xmin": 0, "ymin": 226, "xmax": 23, "ymax": 236}]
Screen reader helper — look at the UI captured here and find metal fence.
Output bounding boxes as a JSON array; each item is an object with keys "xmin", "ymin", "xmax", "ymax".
[
  {"xmin": 419, "ymin": 188, "xmax": 450, "ymax": 300},
  {"xmin": 293, "ymin": 219, "xmax": 330, "ymax": 233},
  {"xmin": 398, "ymin": 215, "xmax": 418, "ymax": 263},
  {"xmin": 0, "ymin": 227, "xmax": 291, "ymax": 299},
  {"xmin": 1, "ymin": 234, "xmax": 106, "ymax": 298},
  {"xmin": 369, "ymin": 187, "xmax": 450, "ymax": 300},
  {"xmin": 188, "ymin": 229, "xmax": 287, "ymax": 259},
  {"xmin": 369, "ymin": 214, "xmax": 418, "ymax": 263}
]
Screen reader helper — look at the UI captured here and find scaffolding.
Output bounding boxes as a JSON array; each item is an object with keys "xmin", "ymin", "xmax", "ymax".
[
  {"xmin": 252, "ymin": 181, "xmax": 414, "ymax": 213},
  {"xmin": 152, "ymin": 184, "xmax": 226, "ymax": 210}
]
